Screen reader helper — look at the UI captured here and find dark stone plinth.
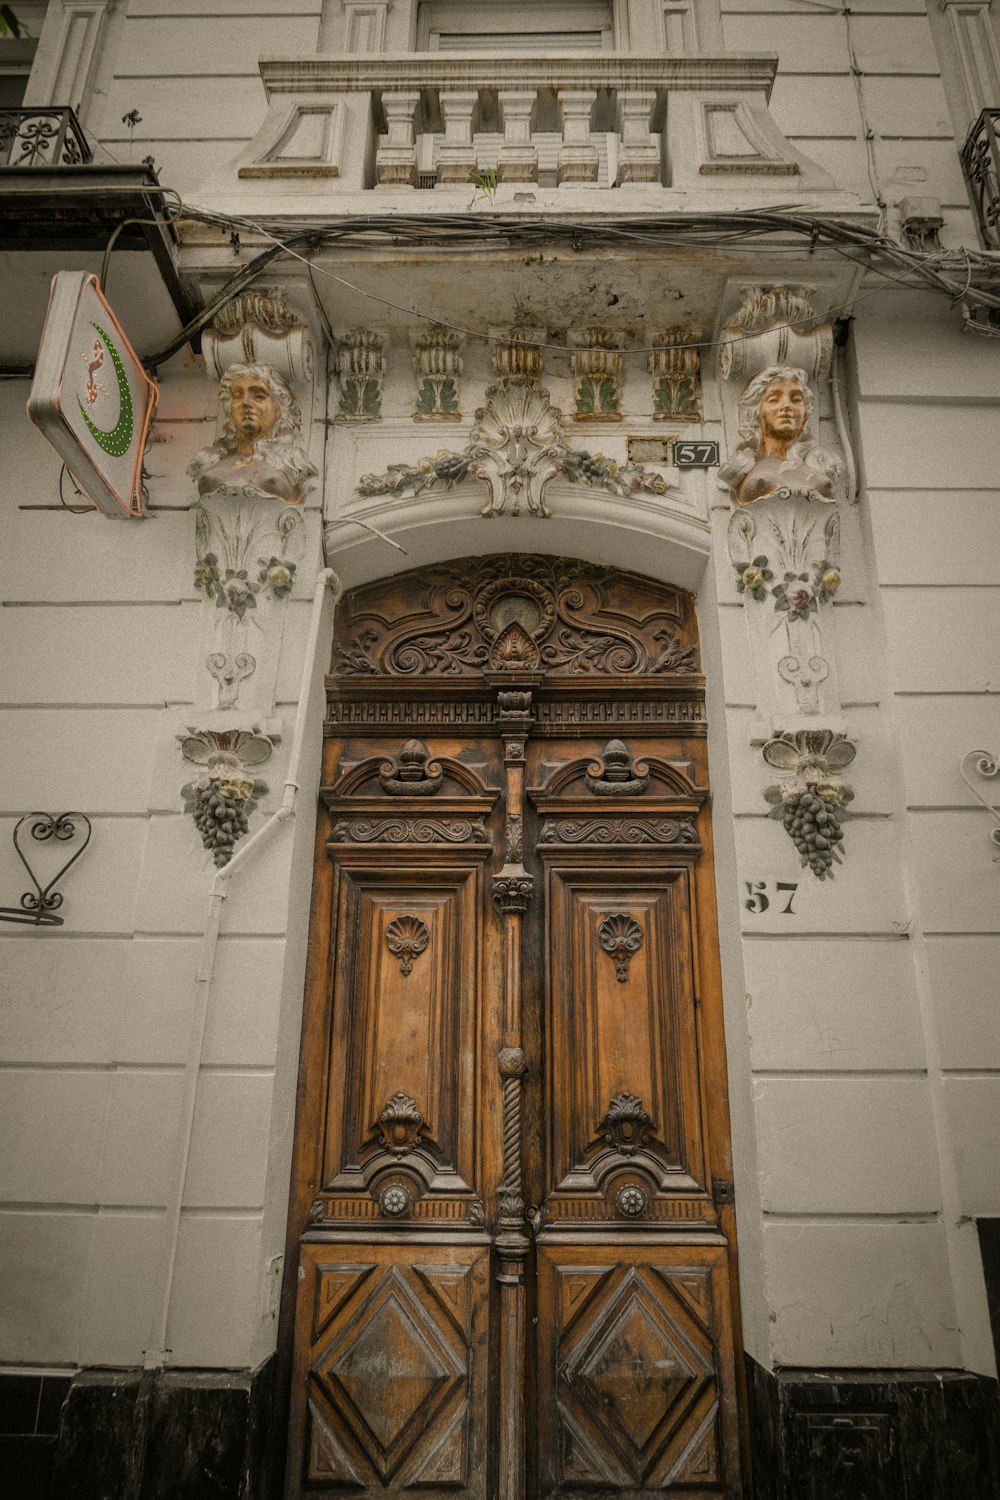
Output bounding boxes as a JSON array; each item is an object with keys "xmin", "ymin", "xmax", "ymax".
[
  {"xmin": 0, "ymin": 1358, "xmax": 276, "ymax": 1500},
  {"xmin": 746, "ymin": 1356, "xmax": 1000, "ymax": 1500}
]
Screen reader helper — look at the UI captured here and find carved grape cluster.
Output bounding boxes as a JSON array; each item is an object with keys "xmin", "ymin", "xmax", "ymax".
[
  {"xmin": 189, "ymin": 784, "xmax": 252, "ymax": 867},
  {"xmin": 775, "ymin": 786, "xmax": 850, "ymax": 880}
]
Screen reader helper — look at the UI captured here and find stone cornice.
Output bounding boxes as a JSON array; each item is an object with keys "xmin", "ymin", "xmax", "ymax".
[{"xmin": 259, "ymin": 52, "xmax": 780, "ymax": 100}]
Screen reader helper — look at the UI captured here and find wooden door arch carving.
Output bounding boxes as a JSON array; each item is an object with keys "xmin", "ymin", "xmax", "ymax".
[{"xmin": 284, "ymin": 554, "xmax": 747, "ymax": 1498}]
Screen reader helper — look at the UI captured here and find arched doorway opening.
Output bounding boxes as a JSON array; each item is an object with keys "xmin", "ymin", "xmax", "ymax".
[{"xmin": 283, "ymin": 553, "xmax": 746, "ymax": 1497}]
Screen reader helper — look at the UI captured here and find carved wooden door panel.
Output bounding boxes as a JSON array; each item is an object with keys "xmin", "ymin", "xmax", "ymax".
[{"xmin": 285, "ymin": 556, "xmax": 745, "ymax": 1499}]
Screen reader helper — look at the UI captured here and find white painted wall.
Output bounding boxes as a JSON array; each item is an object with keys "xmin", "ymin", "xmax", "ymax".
[{"xmin": 2, "ymin": 0, "xmax": 999, "ymax": 1390}]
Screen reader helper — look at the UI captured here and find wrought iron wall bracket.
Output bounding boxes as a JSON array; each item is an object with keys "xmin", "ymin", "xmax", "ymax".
[
  {"xmin": 959, "ymin": 749, "xmax": 1000, "ymax": 855},
  {"xmin": 0, "ymin": 812, "xmax": 92, "ymax": 926}
]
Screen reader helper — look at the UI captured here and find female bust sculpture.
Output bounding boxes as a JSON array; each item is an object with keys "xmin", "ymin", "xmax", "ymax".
[
  {"xmin": 719, "ymin": 364, "xmax": 843, "ymax": 506},
  {"xmin": 187, "ymin": 362, "xmax": 317, "ymax": 504}
]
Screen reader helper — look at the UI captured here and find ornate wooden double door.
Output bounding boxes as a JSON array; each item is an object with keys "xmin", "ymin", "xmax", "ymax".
[{"xmin": 286, "ymin": 556, "xmax": 745, "ymax": 1499}]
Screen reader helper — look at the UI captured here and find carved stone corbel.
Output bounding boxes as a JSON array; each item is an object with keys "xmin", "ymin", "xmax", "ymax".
[
  {"xmin": 188, "ymin": 358, "xmax": 315, "ymax": 719},
  {"xmin": 412, "ymin": 327, "xmax": 464, "ymax": 419},
  {"xmin": 720, "ymin": 285, "xmax": 850, "ymax": 733},
  {"xmin": 201, "ymin": 288, "xmax": 314, "ymax": 385},
  {"xmin": 649, "ymin": 329, "xmax": 702, "ymax": 422},
  {"xmin": 570, "ymin": 327, "xmax": 624, "ymax": 421},
  {"xmin": 490, "ymin": 327, "xmax": 545, "ymax": 386},
  {"xmin": 336, "ymin": 328, "xmax": 385, "ymax": 421},
  {"xmin": 762, "ymin": 729, "xmax": 856, "ymax": 880},
  {"xmin": 178, "ymin": 728, "xmax": 274, "ymax": 867}
]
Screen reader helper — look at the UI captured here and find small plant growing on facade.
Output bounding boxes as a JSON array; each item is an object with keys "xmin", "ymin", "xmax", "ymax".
[
  {"xmin": 762, "ymin": 730, "xmax": 856, "ymax": 880},
  {"xmin": 470, "ymin": 167, "xmax": 498, "ymax": 205}
]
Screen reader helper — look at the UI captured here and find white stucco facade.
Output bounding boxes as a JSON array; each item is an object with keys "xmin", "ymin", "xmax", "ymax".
[{"xmin": 2, "ymin": 1, "xmax": 1000, "ymax": 1494}]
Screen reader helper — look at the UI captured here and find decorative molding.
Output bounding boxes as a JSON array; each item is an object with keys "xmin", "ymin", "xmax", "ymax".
[
  {"xmin": 384, "ymin": 914, "xmax": 429, "ymax": 975},
  {"xmin": 412, "ymin": 328, "xmax": 464, "ymax": 419},
  {"xmin": 490, "ymin": 327, "xmax": 545, "ymax": 385},
  {"xmin": 178, "ymin": 729, "xmax": 274, "ymax": 867},
  {"xmin": 202, "ymin": 290, "xmax": 313, "ymax": 384},
  {"xmin": 615, "ymin": 1183, "xmax": 649, "ymax": 1218},
  {"xmin": 728, "ymin": 492, "xmax": 842, "ymax": 723},
  {"xmin": 371, "ymin": 1091, "xmax": 427, "ymax": 1156},
  {"xmin": 332, "ymin": 817, "xmax": 489, "ymax": 844},
  {"xmin": 718, "ymin": 302, "xmax": 849, "ymax": 737},
  {"xmin": 491, "ymin": 871, "xmax": 533, "ymax": 913},
  {"xmin": 541, "ymin": 817, "xmax": 698, "ymax": 845},
  {"xmin": 357, "ymin": 378, "xmax": 669, "ymax": 516},
  {"xmin": 958, "ymin": 749, "xmax": 1000, "ymax": 852},
  {"xmin": 585, "ymin": 739, "xmax": 650, "ymax": 797},
  {"xmin": 720, "ymin": 285, "xmax": 831, "ymax": 385},
  {"xmin": 595, "ymin": 1092, "xmax": 653, "ymax": 1155},
  {"xmin": 570, "ymin": 328, "xmax": 624, "ymax": 421},
  {"xmin": 649, "ymin": 329, "xmax": 702, "ymax": 421},
  {"xmin": 332, "ymin": 556, "xmax": 699, "ymax": 681},
  {"xmin": 336, "ymin": 329, "xmax": 385, "ymax": 421},
  {"xmin": 597, "ymin": 913, "xmax": 644, "ymax": 982},
  {"xmin": 378, "ymin": 739, "xmax": 443, "ymax": 795},
  {"xmin": 188, "ymin": 363, "xmax": 312, "ymax": 716},
  {"xmin": 762, "ymin": 729, "xmax": 856, "ymax": 880}
]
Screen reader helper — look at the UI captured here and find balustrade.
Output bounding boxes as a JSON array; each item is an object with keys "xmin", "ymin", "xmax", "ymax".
[
  {"xmin": 0, "ymin": 107, "xmax": 92, "ymax": 168},
  {"xmin": 245, "ymin": 54, "xmax": 798, "ymax": 195},
  {"xmin": 961, "ymin": 108, "xmax": 1000, "ymax": 249}
]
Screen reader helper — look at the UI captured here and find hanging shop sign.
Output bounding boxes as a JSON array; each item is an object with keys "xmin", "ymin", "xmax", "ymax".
[{"xmin": 27, "ymin": 272, "xmax": 159, "ymax": 519}]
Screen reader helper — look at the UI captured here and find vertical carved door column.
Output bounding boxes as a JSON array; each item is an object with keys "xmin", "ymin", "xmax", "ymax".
[{"xmin": 490, "ymin": 687, "xmax": 534, "ymax": 1500}]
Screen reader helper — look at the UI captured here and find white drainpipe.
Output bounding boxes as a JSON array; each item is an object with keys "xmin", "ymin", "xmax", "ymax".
[{"xmin": 145, "ymin": 566, "xmax": 339, "ymax": 1368}]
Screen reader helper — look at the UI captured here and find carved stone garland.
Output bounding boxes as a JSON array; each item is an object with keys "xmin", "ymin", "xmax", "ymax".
[{"xmin": 358, "ymin": 376, "xmax": 669, "ymax": 517}]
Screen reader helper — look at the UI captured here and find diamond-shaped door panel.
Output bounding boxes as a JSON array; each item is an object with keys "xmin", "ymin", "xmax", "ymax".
[
  {"xmin": 539, "ymin": 1244, "xmax": 740, "ymax": 1496},
  {"xmin": 290, "ymin": 1245, "xmax": 489, "ymax": 1496},
  {"xmin": 315, "ymin": 1270, "xmax": 462, "ymax": 1482}
]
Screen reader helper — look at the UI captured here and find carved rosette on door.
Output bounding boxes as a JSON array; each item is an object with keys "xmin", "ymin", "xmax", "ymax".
[{"xmin": 287, "ymin": 556, "xmax": 745, "ymax": 1499}]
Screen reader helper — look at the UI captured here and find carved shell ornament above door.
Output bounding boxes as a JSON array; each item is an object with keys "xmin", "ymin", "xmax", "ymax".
[{"xmin": 332, "ymin": 555, "xmax": 700, "ymax": 680}]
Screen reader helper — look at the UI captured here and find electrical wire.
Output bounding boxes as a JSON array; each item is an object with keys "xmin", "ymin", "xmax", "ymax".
[{"xmin": 144, "ymin": 205, "xmax": 1000, "ymax": 367}]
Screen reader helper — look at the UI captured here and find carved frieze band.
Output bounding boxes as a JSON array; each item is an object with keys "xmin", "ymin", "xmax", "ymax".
[
  {"xmin": 327, "ymin": 698, "xmax": 706, "ymax": 730},
  {"xmin": 541, "ymin": 817, "xmax": 698, "ymax": 846},
  {"xmin": 333, "ymin": 817, "xmax": 489, "ymax": 844}
]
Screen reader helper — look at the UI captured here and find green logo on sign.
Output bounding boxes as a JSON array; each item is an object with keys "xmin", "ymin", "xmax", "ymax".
[{"xmin": 76, "ymin": 321, "xmax": 134, "ymax": 457}]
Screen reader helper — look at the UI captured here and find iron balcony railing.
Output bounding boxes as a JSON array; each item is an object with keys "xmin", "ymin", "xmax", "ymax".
[
  {"xmin": 961, "ymin": 107, "xmax": 1000, "ymax": 250},
  {"xmin": 0, "ymin": 106, "xmax": 92, "ymax": 168}
]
